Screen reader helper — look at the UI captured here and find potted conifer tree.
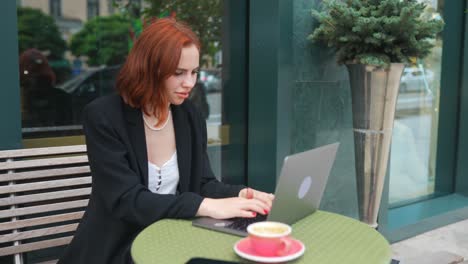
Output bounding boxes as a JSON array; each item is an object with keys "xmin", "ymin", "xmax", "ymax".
[{"xmin": 309, "ymin": 0, "xmax": 444, "ymax": 228}]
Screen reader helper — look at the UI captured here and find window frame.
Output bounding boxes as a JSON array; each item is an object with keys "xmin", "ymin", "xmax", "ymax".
[{"xmin": 378, "ymin": 0, "xmax": 468, "ymax": 242}]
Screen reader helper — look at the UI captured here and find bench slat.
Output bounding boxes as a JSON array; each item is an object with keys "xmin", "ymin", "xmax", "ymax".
[
  {"xmin": 0, "ymin": 211, "xmax": 84, "ymax": 232},
  {"xmin": 37, "ymin": 260, "xmax": 58, "ymax": 264},
  {"xmin": 0, "ymin": 223, "xmax": 78, "ymax": 244},
  {"xmin": 0, "ymin": 199, "xmax": 89, "ymax": 219},
  {"xmin": 0, "ymin": 145, "xmax": 86, "ymax": 159},
  {"xmin": 0, "ymin": 166, "xmax": 90, "ymax": 183},
  {"xmin": 0, "ymin": 145, "xmax": 89, "ymax": 259},
  {"xmin": 1, "ymin": 155, "xmax": 88, "ymax": 171},
  {"xmin": 0, "ymin": 177, "xmax": 91, "ymax": 195},
  {"xmin": 0, "ymin": 236, "xmax": 73, "ymax": 256},
  {"xmin": 0, "ymin": 187, "xmax": 91, "ymax": 207}
]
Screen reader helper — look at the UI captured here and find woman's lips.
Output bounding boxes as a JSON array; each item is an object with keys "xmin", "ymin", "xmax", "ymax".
[{"xmin": 176, "ymin": 92, "xmax": 189, "ymax": 99}]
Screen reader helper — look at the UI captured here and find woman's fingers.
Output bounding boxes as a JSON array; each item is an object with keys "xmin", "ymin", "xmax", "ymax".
[
  {"xmin": 239, "ymin": 210, "xmax": 257, "ymax": 218},
  {"xmin": 252, "ymin": 190, "xmax": 275, "ymax": 208},
  {"xmin": 246, "ymin": 188, "xmax": 254, "ymax": 199},
  {"xmin": 238, "ymin": 187, "xmax": 254, "ymax": 199},
  {"xmin": 241, "ymin": 198, "xmax": 270, "ymax": 215},
  {"xmin": 203, "ymin": 196, "xmax": 274, "ymax": 219},
  {"xmin": 239, "ymin": 188, "xmax": 275, "ymax": 209}
]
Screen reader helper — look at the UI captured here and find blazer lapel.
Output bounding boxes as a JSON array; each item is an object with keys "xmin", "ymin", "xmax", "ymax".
[
  {"xmin": 123, "ymin": 101, "xmax": 149, "ymax": 187},
  {"xmin": 171, "ymin": 104, "xmax": 191, "ymax": 192}
]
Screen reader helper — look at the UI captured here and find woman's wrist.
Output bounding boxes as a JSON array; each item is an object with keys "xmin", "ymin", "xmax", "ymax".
[{"xmin": 196, "ymin": 198, "xmax": 213, "ymax": 217}]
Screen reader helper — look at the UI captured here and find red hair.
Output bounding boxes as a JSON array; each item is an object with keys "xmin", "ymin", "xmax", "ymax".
[
  {"xmin": 117, "ymin": 18, "xmax": 200, "ymax": 126},
  {"xmin": 19, "ymin": 48, "xmax": 56, "ymax": 87}
]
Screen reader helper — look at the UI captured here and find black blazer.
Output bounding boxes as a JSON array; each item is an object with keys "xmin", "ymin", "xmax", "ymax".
[{"xmin": 58, "ymin": 94, "xmax": 244, "ymax": 264}]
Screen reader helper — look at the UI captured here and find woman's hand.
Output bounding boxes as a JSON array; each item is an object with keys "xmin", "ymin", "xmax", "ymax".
[
  {"xmin": 238, "ymin": 187, "xmax": 275, "ymax": 210},
  {"xmin": 196, "ymin": 197, "xmax": 270, "ymax": 219}
]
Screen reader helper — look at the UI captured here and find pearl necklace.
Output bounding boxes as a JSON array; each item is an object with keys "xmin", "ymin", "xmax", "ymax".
[{"xmin": 143, "ymin": 111, "xmax": 171, "ymax": 131}]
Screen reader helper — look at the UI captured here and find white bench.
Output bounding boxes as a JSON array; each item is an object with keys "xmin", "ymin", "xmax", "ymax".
[{"xmin": 0, "ymin": 145, "xmax": 90, "ymax": 264}]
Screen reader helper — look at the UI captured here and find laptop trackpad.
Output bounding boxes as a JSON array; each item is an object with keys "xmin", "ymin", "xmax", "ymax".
[
  {"xmin": 192, "ymin": 217, "xmax": 248, "ymax": 237},
  {"xmin": 194, "ymin": 217, "xmax": 234, "ymax": 227}
]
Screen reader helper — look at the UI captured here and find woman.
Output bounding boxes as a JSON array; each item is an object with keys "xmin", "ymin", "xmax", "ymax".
[{"xmin": 58, "ymin": 18, "xmax": 273, "ymax": 264}]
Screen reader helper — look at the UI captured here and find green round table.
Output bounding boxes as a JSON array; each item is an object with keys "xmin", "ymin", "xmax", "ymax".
[{"xmin": 131, "ymin": 211, "xmax": 392, "ymax": 264}]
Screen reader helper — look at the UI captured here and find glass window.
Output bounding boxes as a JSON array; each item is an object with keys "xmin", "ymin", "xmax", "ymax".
[
  {"xmin": 87, "ymin": 0, "xmax": 99, "ymax": 20},
  {"xmin": 389, "ymin": 0, "xmax": 444, "ymax": 205},
  {"xmin": 49, "ymin": 0, "xmax": 61, "ymax": 17},
  {"xmin": 17, "ymin": 0, "xmax": 240, "ymax": 182}
]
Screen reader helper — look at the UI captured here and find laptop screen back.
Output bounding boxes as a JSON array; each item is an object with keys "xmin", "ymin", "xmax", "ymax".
[{"xmin": 267, "ymin": 143, "xmax": 339, "ymax": 224}]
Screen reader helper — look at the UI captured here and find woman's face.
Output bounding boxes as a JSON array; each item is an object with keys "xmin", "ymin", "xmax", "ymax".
[{"xmin": 165, "ymin": 44, "xmax": 200, "ymax": 105}]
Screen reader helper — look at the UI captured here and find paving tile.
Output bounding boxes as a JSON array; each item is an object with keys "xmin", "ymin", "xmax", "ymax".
[
  {"xmin": 391, "ymin": 218, "xmax": 468, "ymax": 260},
  {"xmin": 400, "ymin": 251, "xmax": 464, "ymax": 264},
  {"xmin": 392, "ymin": 244, "xmax": 427, "ymax": 260}
]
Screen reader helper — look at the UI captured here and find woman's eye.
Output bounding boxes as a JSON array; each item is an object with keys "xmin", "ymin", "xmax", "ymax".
[
  {"xmin": 174, "ymin": 71, "xmax": 183, "ymax": 76},
  {"xmin": 192, "ymin": 71, "xmax": 199, "ymax": 75}
]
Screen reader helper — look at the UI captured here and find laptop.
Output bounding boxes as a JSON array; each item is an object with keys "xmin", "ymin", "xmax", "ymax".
[{"xmin": 192, "ymin": 142, "xmax": 339, "ymax": 236}]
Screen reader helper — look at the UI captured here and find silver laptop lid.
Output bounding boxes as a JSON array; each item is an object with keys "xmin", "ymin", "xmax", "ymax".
[{"xmin": 267, "ymin": 142, "xmax": 339, "ymax": 224}]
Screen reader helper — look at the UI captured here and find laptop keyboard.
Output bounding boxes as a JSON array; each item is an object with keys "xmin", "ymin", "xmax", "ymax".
[{"xmin": 226, "ymin": 214, "xmax": 268, "ymax": 232}]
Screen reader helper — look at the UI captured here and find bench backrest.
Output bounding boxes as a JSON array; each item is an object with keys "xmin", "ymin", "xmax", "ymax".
[{"xmin": 0, "ymin": 145, "xmax": 90, "ymax": 264}]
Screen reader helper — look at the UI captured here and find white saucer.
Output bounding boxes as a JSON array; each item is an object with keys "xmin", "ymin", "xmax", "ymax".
[{"xmin": 233, "ymin": 237, "xmax": 305, "ymax": 263}]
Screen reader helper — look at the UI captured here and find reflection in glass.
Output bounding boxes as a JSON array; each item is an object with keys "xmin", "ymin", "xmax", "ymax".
[
  {"xmin": 19, "ymin": 48, "xmax": 73, "ymax": 127},
  {"xmin": 389, "ymin": 0, "xmax": 444, "ymax": 205},
  {"xmin": 17, "ymin": 1, "xmax": 226, "ymax": 168}
]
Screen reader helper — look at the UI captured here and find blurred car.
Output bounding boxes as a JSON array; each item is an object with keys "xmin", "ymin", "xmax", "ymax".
[
  {"xmin": 57, "ymin": 65, "xmax": 120, "ymax": 124},
  {"xmin": 58, "ymin": 65, "xmax": 120, "ymax": 95},
  {"xmin": 400, "ymin": 67, "xmax": 434, "ymax": 94},
  {"xmin": 189, "ymin": 82, "xmax": 210, "ymax": 120},
  {"xmin": 199, "ymin": 69, "xmax": 221, "ymax": 93},
  {"xmin": 58, "ymin": 65, "xmax": 218, "ymax": 124}
]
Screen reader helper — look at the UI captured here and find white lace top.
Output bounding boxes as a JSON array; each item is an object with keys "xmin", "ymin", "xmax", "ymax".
[{"xmin": 147, "ymin": 152, "xmax": 179, "ymax": 194}]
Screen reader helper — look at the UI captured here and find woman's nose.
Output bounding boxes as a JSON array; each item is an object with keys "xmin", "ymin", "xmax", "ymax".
[{"xmin": 182, "ymin": 75, "xmax": 196, "ymax": 88}]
